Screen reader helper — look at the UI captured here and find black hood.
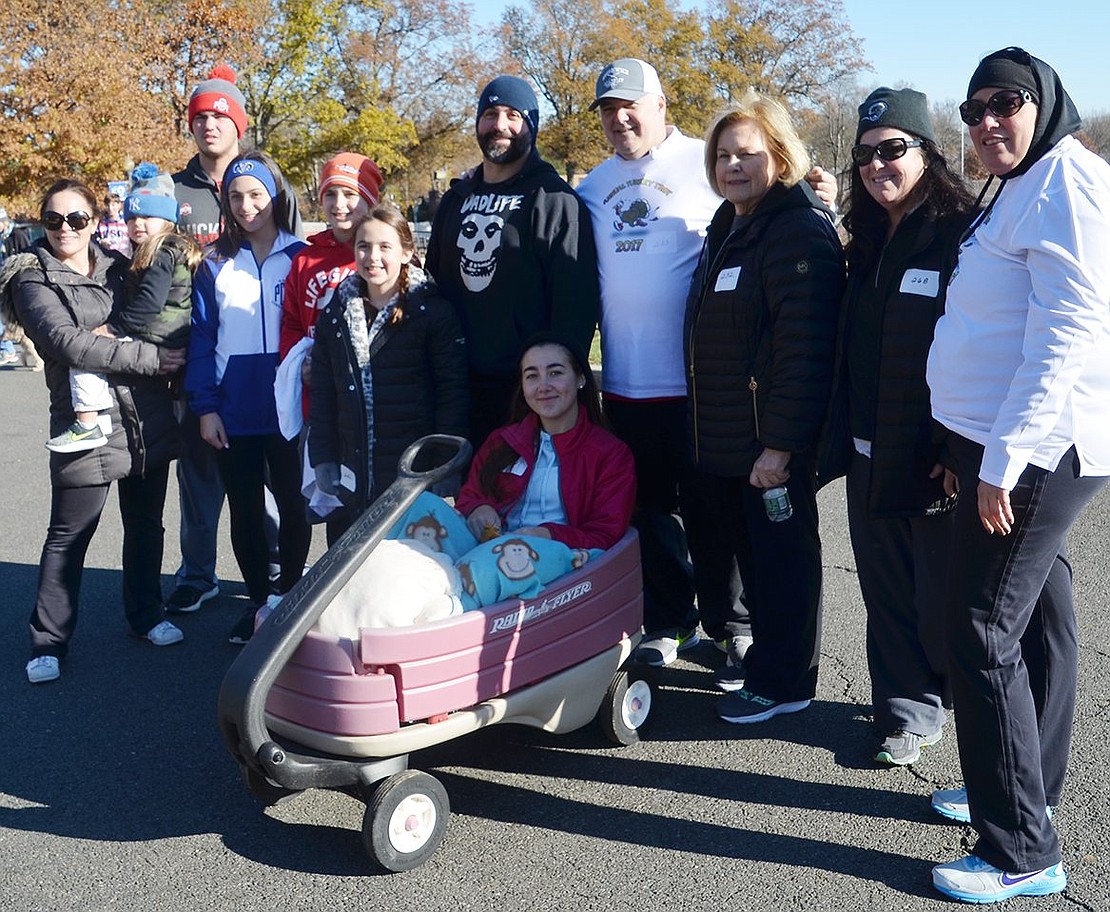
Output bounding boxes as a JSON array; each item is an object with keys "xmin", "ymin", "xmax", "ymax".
[{"xmin": 968, "ymin": 47, "xmax": 1082, "ymax": 179}]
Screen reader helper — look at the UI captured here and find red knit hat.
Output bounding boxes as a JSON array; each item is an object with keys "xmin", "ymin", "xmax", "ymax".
[
  {"xmin": 187, "ymin": 65, "xmax": 249, "ymax": 138},
  {"xmin": 318, "ymin": 153, "xmax": 384, "ymax": 207}
]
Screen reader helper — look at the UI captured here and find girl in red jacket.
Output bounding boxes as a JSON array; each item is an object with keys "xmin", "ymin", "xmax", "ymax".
[
  {"xmin": 455, "ymin": 334, "xmax": 635, "ymax": 552},
  {"xmin": 279, "ymin": 152, "xmax": 384, "ymax": 408}
]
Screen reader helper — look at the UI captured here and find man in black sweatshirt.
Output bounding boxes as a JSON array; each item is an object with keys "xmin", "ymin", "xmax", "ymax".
[{"xmin": 427, "ymin": 75, "xmax": 599, "ymax": 450}]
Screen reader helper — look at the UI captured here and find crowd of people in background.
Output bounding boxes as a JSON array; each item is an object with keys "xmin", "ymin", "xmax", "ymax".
[{"xmin": 2, "ymin": 46, "xmax": 1109, "ymax": 905}]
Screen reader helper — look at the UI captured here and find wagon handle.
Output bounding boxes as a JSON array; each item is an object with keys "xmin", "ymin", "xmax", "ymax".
[{"xmin": 218, "ymin": 434, "xmax": 472, "ymax": 791}]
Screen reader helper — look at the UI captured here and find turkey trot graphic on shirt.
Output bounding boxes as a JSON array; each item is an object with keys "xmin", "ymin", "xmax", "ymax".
[{"xmin": 456, "ymin": 190, "xmax": 522, "ymax": 292}]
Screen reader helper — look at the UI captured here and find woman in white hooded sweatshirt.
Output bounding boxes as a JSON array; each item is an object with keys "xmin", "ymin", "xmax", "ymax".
[{"xmin": 926, "ymin": 47, "xmax": 1110, "ymax": 904}]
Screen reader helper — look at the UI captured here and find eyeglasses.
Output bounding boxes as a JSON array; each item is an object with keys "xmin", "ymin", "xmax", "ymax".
[
  {"xmin": 959, "ymin": 89, "xmax": 1034, "ymax": 127},
  {"xmin": 851, "ymin": 137, "xmax": 924, "ymax": 167},
  {"xmin": 43, "ymin": 210, "xmax": 93, "ymax": 231}
]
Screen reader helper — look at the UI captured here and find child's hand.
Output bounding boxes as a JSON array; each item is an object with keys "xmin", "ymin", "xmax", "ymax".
[
  {"xmin": 466, "ymin": 504, "xmax": 501, "ymax": 541},
  {"xmin": 91, "ymin": 324, "xmax": 116, "ymax": 338},
  {"xmin": 199, "ymin": 412, "xmax": 229, "ymax": 449}
]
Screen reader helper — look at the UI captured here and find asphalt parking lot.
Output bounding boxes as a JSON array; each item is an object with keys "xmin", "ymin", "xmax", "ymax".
[{"xmin": 1, "ymin": 365, "xmax": 1107, "ymax": 911}]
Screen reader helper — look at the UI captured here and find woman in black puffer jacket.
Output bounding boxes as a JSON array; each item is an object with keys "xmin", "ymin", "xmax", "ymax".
[
  {"xmin": 3, "ymin": 179, "xmax": 185, "ymax": 684},
  {"xmin": 683, "ymin": 91, "xmax": 845, "ymax": 726},
  {"xmin": 309, "ymin": 205, "xmax": 468, "ymax": 544}
]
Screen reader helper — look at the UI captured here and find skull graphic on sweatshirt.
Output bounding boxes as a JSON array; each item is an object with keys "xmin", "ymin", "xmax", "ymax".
[{"xmin": 456, "ymin": 211, "xmax": 505, "ymax": 293}]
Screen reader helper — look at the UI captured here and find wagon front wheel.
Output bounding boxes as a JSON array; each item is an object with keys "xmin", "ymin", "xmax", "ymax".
[{"xmin": 362, "ymin": 770, "xmax": 450, "ymax": 872}]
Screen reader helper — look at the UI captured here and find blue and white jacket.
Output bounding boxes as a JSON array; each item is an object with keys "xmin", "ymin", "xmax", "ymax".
[{"xmin": 185, "ymin": 231, "xmax": 306, "ymax": 436}]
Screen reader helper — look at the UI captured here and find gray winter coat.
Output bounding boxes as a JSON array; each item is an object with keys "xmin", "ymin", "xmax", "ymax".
[{"xmin": 2, "ymin": 241, "xmax": 178, "ymax": 487}]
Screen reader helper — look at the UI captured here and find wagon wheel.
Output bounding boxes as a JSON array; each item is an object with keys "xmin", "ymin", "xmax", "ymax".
[
  {"xmin": 362, "ymin": 770, "xmax": 450, "ymax": 872},
  {"xmin": 598, "ymin": 667, "xmax": 654, "ymax": 745}
]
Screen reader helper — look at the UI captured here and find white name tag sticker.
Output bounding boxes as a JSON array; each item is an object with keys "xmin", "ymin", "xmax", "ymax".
[
  {"xmin": 505, "ymin": 457, "xmax": 528, "ymax": 476},
  {"xmin": 714, "ymin": 266, "xmax": 742, "ymax": 292},
  {"xmin": 645, "ymin": 231, "xmax": 676, "ymax": 254},
  {"xmin": 340, "ymin": 465, "xmax": 357, "ymax": 491},
  {"xmin": 899, "ymin": 269, "xmax": 940, "ymax": 297}
]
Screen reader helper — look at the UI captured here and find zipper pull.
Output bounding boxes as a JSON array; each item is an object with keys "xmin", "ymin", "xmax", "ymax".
[{"xmin": 749, "ymin": 377, "xmax": 758, "ymax": 392}]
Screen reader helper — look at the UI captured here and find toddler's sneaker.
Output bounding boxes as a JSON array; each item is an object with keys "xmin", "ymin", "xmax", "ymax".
[
  {"xmin": 26, "ymin": 655, "xmax": 61, "ymax": 684},
  {"xmin": 144, "ymin": 620, "xmax": 184, "ymax": 646},
  {"xmin": 46, "ymin": 420, "xmax": 107, "ymax": 453}
]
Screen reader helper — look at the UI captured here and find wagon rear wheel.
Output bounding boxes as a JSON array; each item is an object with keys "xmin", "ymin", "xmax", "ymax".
[{"xmin": 598, "ymin": 667, "xmax": 653, "ymax": 745}]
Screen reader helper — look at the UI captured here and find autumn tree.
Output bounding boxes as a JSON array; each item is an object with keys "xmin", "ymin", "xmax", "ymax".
[
  {"xmin": 606, "ymin": 0, "xmax": 717, "ymax": 137},
  {"xmin": 0, "ymin": 1, "xmax": 170, "ymax": 210},
  {"xmin": 501, "ymin": 0, "xmax": 612, "ymax": 179},
  {"xmin": 0, "ymin": 0, "xmax": 270, "ymax": 212},
  {"xmin": 704, "ymin": 0, "xmax": 867, "ymax": 105}
]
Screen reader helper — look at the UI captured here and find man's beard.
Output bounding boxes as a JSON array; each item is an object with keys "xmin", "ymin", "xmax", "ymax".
[{"xmin": 479, "ymin": 128, "xmax": 531, "ymax": 166}]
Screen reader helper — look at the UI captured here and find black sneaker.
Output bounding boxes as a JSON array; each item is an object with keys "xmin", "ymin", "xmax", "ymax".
[
  {"xmin": 228, "ymin": 607, "xmax": 258, "ymax": 645},
  {"xmin": 165, "ymin": 582, "xmax": 219, "ymax": 614},
  {"xmin": 717, "ymin": 688, "xmax": 811, "ymax": 724}
]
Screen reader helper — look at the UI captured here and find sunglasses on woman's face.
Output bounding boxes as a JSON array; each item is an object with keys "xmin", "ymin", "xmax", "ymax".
[
  {"xmin": 959, "ymin": 89, "xmax": 1034, "ymax": 127},
  {"xmin": 851, "ymin": 137, "xmax": 924, "ymax": 167},
  {"xmin": 43, "ymin": 210, "xmax": 93, "ymax": 231}
]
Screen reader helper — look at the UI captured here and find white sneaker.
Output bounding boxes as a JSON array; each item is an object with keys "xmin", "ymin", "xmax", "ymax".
[
  {"xmin": 26, "ymin": 655, "xmax": 60, "ymax": 684},
  {"xmin": 932, "ymin": 855, "xmax": 1066, "ymax": 903},
  {"xmin": 144, "ymin": 620, "xmax": 184, "ymax": 646}
]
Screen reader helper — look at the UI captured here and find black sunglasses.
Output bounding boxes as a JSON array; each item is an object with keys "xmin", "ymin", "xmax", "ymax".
[
  {"xmin": 43, "ymin": 210, "xmax": 93, "ymax": 231},
  {"xmin": 851, "ymin": 137, "xmax": 924, "ymax": 167},
  {"xmin": 959, "ymin": 89, "xmax": 1034, "ymax": 127}
]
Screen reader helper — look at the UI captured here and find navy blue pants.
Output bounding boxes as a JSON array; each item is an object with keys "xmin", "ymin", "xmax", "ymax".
[
  {"xmin": 217, "ymin": 433, "xmax": 309, "ymax": 605},
  {"xmin": 604, "ymin": 397, "xmax": 699, "ymax": 635},
  {"xmin": 682, "ymin": 464, "xmax": 821, "ymax": 701},
  {"xmin": 944, "ymin": 434, "xmax": 1105, "ymax": 872}
]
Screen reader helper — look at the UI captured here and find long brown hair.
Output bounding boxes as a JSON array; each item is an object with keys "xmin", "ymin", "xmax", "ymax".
[{"xmin": 476, "ymin": 333, "xmax": 605, "ymax": 498}]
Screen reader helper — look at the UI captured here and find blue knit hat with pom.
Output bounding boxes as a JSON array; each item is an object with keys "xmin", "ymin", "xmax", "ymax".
[{"xmin": 124, "ymin": 162, "xmax": 179, "ymax": 223}]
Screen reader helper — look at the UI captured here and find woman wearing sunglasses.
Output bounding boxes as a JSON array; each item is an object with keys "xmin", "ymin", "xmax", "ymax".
[
  {"xmin": 818, "ymin": 88, "xmax": 977, "ymax": 768},
  {"xmin": 925, "ymin": 48, "xmax": 1110, "ymax": 903},
  {"xmin": 0, "ymin": 179, "xmax": 187, "ymax": 684}
]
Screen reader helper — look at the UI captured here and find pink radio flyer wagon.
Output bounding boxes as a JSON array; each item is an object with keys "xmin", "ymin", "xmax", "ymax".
[{"xmin": 218, "ymin": 436, "xmax": 653, "ymax": 872}]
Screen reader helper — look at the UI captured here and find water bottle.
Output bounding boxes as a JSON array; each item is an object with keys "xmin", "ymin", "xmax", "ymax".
[{"xmin": 762, "ymin": 486, "xmax": 792, "ymax": 522}]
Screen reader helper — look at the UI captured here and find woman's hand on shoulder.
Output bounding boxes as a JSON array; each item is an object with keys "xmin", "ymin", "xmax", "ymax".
[
  {"xmin": 749, "ymin": 447, "xmax": 791, "ymax": 489},
  {"xmin": 199, "ymin": 412, "xmax": 229, "ymax": 450}
]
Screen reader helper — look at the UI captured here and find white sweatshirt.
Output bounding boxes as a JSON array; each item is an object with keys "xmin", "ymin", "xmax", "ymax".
[
  {"xmin": 927, "ymin": 135, "xmax": 1110, "ymax": 488},
  {"xmin": 577, "ymin": 128, "xmax": 723, "ymax": 398}
]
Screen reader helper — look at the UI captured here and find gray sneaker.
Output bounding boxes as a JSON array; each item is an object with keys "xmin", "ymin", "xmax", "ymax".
[
  {"xmin": 875, "ymin": 729, "xmax": 942, "ymax": 766},
  {"xmin": 633, "ymin": 627, "xmax": 700, "ymax": 666},
  {"xmin": 45, "ymin": 420, "xmax": 107, "ymax": 453}
]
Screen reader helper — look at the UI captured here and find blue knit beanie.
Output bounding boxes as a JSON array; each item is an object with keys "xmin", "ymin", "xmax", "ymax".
[
  {"xmin": 124, "ymin": 162, "xmax": 179, "ymax": 223},
  {"xmin": 475, "ymin": 75, "xmax": 540, "ymax": 140}
]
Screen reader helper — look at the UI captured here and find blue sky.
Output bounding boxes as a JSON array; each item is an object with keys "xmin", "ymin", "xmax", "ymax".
[{"xmin": 470, "ymin": 0, "xmax": 1109, "ymax": 116}]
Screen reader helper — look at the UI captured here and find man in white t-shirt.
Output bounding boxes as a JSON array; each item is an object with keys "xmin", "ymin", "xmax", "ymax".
[
  {"xmin": 579, "ymin": 58, "xmax": 837, "ymax": 674},
  {"xmin": 577, "ymin": 58, "xmax": 746, "ymax": 669}
]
